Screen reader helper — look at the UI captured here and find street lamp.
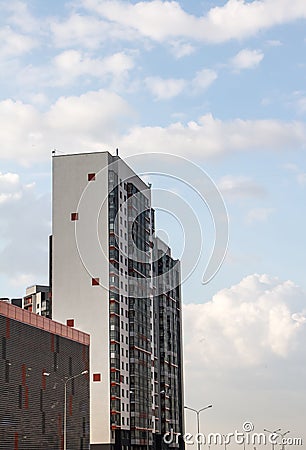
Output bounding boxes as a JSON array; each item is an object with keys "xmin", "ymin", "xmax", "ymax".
[
  {"xmin": 222, "ymin": 434, "xmax": 228, "ymax": 450},
  {"xmin": 263, "ymin": 428, "xmax": 282, "ymax": 450},
  {"xmin": 274, "ymin": 430, "xmax": 290, "ymax": 450},
  {"xmin": 43, "ymin": 370, "xmax": 88, "ymax": 450},
  {"xmin": 184, "ymin": 404, "xmax": 212, "ymax": 450}
]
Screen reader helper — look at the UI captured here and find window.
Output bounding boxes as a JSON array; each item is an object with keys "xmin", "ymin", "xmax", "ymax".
[
  {"xmin": 92, "ymin": 277, "xmax": 99, "ymax": 286},
  {"xmin": 93, "ymin": 373, "xmax": 101, "ymax": 382}
]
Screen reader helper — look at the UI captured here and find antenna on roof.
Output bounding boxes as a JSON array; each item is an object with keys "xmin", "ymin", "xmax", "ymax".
[
  {"xmin": 52, "ymin": 149, "xmax": 65, "ymax": 155},
  {"xmin": 116, "ymin": 148, "xmax": 119, "ymax": 156}
]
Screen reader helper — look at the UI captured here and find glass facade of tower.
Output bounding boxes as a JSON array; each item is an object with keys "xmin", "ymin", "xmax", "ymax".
[
  {"xmin": 107, "ymin": 156, "xmax": 184, "ymax": 450},
  {"xmin": 153, "ymin": 241, "xmax": 184, "ymax": 448}
]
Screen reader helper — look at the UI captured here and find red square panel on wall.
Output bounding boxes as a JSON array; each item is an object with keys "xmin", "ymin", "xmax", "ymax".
[
  {"xmin": 88, "ymin": 173, "xmax": 96, "ymax": 181},
  {"xmin": 92, "ymin": 278, "xmax": 100, "ymax": 286},
  {"xmin": 66, "ymin": 319, "xmax": 74, "ymax": 327},
  {"xmin": 71, "ymin": 212, "xmax": 79, "ymax": 221},
  {"xmin": 93, "ymin": 373, "xmax": 101, "ymax": 382}
]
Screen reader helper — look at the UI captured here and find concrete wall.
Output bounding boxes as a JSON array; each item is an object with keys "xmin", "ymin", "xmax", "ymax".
[{"xmin": 52, "ymin": 152, "xmax": 111, "ymax": 445}]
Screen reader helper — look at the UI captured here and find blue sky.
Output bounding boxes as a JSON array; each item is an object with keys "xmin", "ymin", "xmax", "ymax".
[{"xmin": 0, "ymin": 0, "xmax": 306, "ymax": 447}]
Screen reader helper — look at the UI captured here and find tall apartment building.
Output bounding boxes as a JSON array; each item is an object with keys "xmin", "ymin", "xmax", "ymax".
[
  {"xmin": 52, "ymin": 152, "xmax": 184, "ymax": 450},
  {"xmin": 152, "ymin": 238, "xmax": 184, "ymax": 445}
]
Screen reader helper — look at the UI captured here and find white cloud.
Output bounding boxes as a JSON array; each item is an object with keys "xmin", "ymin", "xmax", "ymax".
[
  {"xmin": 81, "ymin": 0, "xmax": 306, "ymax": 44},
  {"xmin": 50, "ymin": 13, "xmax": 139, "ymax": 49},
  {"xmin": 145, "ymin": 76, "xmax": 186, "ymax": 100},
  {"xmin": 0, "ymin": 26, "xmax": 36, "ymax": 59},
  {"xmin": 169, "ymin": 40, "xmax": 196, "ymax": 59},
  {"xmin": 4, "ymin": 1, "xmax": 39, "ymax": 33},
  {"xmin": 183, "ymin": 273, "xmax": 306, "ymax": 445},
  {"xmin": 0, "ymin": 99, "xmax": 43, "ymax": 165},
  {"xmin": 45, "ymin": 90, "xmax": 131, "ymax": 133},
  {"xmin": 266, "ymin": 39, "xmax": 283, "ymax": 46},
  {"xmin": 17, "ymin": 50, "xmax": 135, "ymax": 89},
  {"xmin": 0, "ymin": 173, "xmax": 49, "ymax": 290},
  {"xmin": 145, "ymin": 69, "xmax": 217, "ymax": 100},
  {"xmin": 192, "ymin": 69, "xmax": 218, "ymax": 92},
  {"xmin": 52, "ymin": 50, "xmax": 134, "ymax": 86},
  {"xmin": 297, "ymin": 172, "xmax": 306, "ymax": 185},
  {"xmin": 1, "ymin": 95, "xmax": 306, "ymax": 165},
  {"xmin": 117, "ymin": 114, "xmax": 306, "ymax": 157},
  {"xmin": 246, "ymin": 207, "xmax": 275, "ymax": 223},
  {"xmin": 218, "ymin": 175, "xmax": 266, "ymax": 199},
  {"xmin": 0, "ymin": 172, "xmax": 20, "ymax": 190},
  {"xmin": 0, "ymin": 172, "xmax": 23, "ymax": 204},
  {"xmin": 0, "ymin": 90, "xmax": 132, "ymax": 165},
  {"xmin": 295, "ymin": 95, "xmax": 306, "ymax": 114},
  {"xmin": 230, "ymin": 48, "xmax": 264, "ymax": 71},
  {"xmin": 9, "ymin": 273, "xmax": 40, "ymax": 290},
  {"xmin": 283, "ymin": 162, "xmax": 306, "ymax": 187},
  {"xmin": 184, "ymin": 274, "xmax": 306, "ymax": 368}
]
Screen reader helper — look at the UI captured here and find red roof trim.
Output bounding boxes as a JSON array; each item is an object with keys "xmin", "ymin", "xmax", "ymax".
[{"xmin": 0, "ymin": 302, "xmax": 90, "ymax": 346}]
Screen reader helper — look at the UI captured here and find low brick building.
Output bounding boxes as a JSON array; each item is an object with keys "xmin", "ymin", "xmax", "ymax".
[{"xmin": 0, "ymin": 302, "xmax": 90, "ymax": 450}]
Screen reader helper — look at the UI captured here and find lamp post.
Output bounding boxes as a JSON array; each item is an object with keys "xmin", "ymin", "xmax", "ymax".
[
  {"xmin": 184, "ymin": 405, "xmax": 212, "ymax": 450},
  {"xmin": 272, "ymin": 430, "xmax": 290, "ymax": 450},
  {"xmin": 263, "ymin": 428, "xmax": 282, "ymax": 450},
  {"xmin": 44, "ymin": 370, "xmax": 88, "ymax": 450},
  {"xmin": 222, "ymin": 434, "xmax": 228, "ymax": 450}
]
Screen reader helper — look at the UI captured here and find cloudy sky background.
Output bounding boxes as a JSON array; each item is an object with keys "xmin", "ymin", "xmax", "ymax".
[{"xmin": 0, "ymin": 0, "xmax": 306, "ymax": 447}]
